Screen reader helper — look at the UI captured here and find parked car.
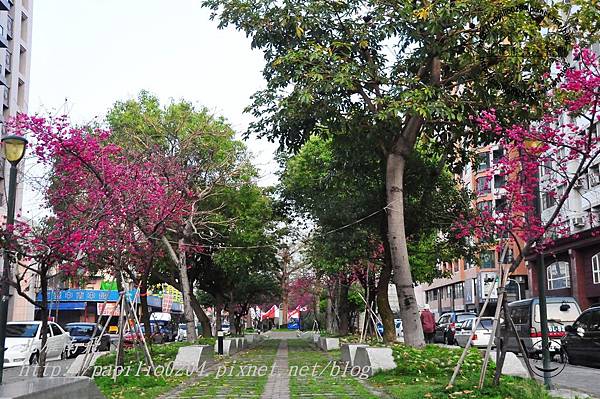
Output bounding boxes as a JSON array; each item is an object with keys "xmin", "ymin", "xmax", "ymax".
[
  {"xmin": 561, "ymin": 304, "xmax": 600, "ymax": 367},
  {"xmin": 502, "ymin": 296, "xmax": 582, "ymax": 358},
  {"xmin": 376, "ymin": 319, "xmax": 403, "ymax": 337},
  {"xmin": 123, "ymin": 328, "xmax": 144, "ymax": 348},
  {"xmin": 64, "ymin": 322, "xmax": 111, "ymax": 356},
  {"xmin": 434, "ymin": 311, "xmax": 477, "ymax": 345},
  {"xmin": 455, "ymin": 317, "xmax": 496, "ymax": 348},
  {"xmin": 3, "ymin": 321, "xmax": 71, "ymax": 367}
]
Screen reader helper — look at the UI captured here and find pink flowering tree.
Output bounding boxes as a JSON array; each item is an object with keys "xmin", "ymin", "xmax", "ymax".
[
  {"xmin": 454, "ymin": 47, "xmax": 600, "ymax": 272},
  {"xmin": 448, "ymin": 46, "xmax": 600, "ymax": 385},
  {"xmin": 2, "ymin": 114, "xmax": 201, "ymax": 367}
]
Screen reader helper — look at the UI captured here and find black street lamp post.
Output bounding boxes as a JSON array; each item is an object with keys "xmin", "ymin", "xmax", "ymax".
[{"xmin": 0, "ymin": 134, "xmax": 28, "ymax": 384}]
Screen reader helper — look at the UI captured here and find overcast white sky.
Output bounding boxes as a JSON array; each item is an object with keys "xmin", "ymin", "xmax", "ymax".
[{"xmin": 24, "ymin": 0, "xmax": 279, "ymax": 217}]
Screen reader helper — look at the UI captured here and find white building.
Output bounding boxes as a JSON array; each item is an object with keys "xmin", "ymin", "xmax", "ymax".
[{"xmin": 1, "ymin": 0, "xmax": 33, "ymax": 321}]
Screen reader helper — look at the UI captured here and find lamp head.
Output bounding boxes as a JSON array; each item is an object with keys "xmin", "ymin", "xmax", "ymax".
[{"xmin": 1, "ymin": 134, "xmax": 28, "ymax": 165}]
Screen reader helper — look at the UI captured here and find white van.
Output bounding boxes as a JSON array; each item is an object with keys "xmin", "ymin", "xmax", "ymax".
[{"xmin": 502, "ymin": 297, "xmax": 581, "ymax": 358}]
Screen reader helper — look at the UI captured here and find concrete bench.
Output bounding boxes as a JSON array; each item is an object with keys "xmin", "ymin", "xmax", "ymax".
[
  {"xmin": 66, "ymin": 352, "xmax": 106, "ymax": 377},
  {"xmin": 235, "ymin": 337, "xmax": 246, "ymax": 350},
  {"xmin": 214, "ymin": 338, "xmax": 238, "ymax": 355},
  {"xmin": 245, "ymin": 334, "xmax": 256, "ymax": 346},
  {"xmin": 353, "ymin": 347, "xmax": 396, "ymax": 377},
  {"xmin": 0, "ymin": 377, "xmax": 105, "ymax": 399},
  {"xmin": 490, "ymin": 351, "xmax": 530, "ymax": 379},
  {"xmin": 340, "ymin": 344, "xmax": 368, "ymax": 367},
  {"xmin": 173, "ymin": 345, "xmax": 213, "ymax": 370},
  {"xmin": 318, "ymin": 337, "xmax": 340, "ymax": 351}
]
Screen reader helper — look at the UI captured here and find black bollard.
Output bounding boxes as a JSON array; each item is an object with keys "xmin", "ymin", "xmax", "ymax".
[{"xmin": 217, "ymin": 330, "xmax": 224, "ymax": 355}]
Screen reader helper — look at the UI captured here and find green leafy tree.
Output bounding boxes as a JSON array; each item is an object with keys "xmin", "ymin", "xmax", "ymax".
[
  {"xmin": 107, "ymin": 91, "xmax": 255, "ymax": 338},
  {"xmin": 203, "ymin": 0, "xmax": 595, "ymax": 346},
  {"xmin": 280, "ymin": 136, "xmax": 472, "ymax": 340}
]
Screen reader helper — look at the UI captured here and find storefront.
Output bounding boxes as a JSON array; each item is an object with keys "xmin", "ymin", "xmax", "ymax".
[{"xmin": 35, "ymin": 289, "xmax": 183, "ymax": 326}]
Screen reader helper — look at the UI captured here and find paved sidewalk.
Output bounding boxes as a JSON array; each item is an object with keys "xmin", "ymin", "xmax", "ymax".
[
  {"xmin": 159, "ymin": 339, "xmax": 280, "ymax": 399},
  {"xmin": 261, "ymin": 340, "xmax": 290, "ymax": 399}
]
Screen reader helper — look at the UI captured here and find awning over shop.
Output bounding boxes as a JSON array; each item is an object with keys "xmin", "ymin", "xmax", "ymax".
[
  {"xmin": 36, "ymin": 301, "xmax": 87, "ymax": 311},
  {"xmin": 36, "ymin": 289, "xmax": 133, "ymax": 303},
  {"xmin": 35, "ymin": 289, "xmax": 184, "ymax": 314}
]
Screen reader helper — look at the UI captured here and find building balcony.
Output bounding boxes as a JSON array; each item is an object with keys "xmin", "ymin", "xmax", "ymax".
[
  {"xmin": 5, "ymin": 51, "xmax": 10, "ymax": 73},
  {"xmin": 0, "ymin": 0, "xmax": 9, "ymax": 11},
  {"xmin": 6, "ymin": 16, "xmax": 13, "ymax": 40},
  {"xmin": 0, "ymin": 26, "xmax": 7, "ymax": 49},
  {"xmin": 3, "ymin": 86, "xmax": 9, "ymax": 109},
  {"xmin": 0, "ymin": 70, "xmax": 6, "ymax": 88}
]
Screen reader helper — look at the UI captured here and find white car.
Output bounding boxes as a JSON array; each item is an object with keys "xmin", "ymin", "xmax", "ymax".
[
  {"xmin": 176, "ymin": 323, "xmax": 187, "ymax": 342},
  {"xmin": 455, "ymin": 317, "xmax": 496, "ymax": 348},
  {"xmin": 4, "ymin": 321, "xmax": 71, "ymax": 367}
]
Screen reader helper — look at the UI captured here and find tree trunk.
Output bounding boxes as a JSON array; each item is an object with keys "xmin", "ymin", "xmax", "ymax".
[
  {"xmin": 377, "ymin": 245, "xmax": 396, "ymax": 343},
  {"xmin": 139, "ymin": 277, "xmax": 152, "ymax": 342},
  {"xmin": 179, "ymin": 238, "xmax": 198, "ymax": 342},
  {"xmin": 337, "ymin": 278, "xmax": 350, "ymax": 336},
  {"xmin": 37, "ymin": 269, "xmax": 49, "ymax": 377},
  {"xmin": 189, "ymin": 294, "xmax": 212, "ymax": 337},
  {"xmin": 281, "ymin": 249, "xmax": 290, "ymax": 328},
  {"xmin": 326, "ymin": 290, "xmax": 334, "ymax": 334},
  {"xmin": 161, "ymin": 235, "xmax": 198, "ymax": 342},
  {"xmin": 386, "ymin": 151, "xmax": 425, "ymax": 347}
]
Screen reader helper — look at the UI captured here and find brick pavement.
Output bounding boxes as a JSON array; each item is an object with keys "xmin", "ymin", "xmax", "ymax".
[{"xmin": 260, "ymin": 340, "xmax": 290, "ymax": 399}]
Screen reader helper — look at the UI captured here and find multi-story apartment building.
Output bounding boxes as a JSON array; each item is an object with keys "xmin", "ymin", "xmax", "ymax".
[
  {"xmin": 420, "ymin": 144, "xmax": 529, "ymax": 318},
  {"xmin": 0, "ymin": 0, "xmax": 33, "ymax": 321},
  {"xmin": 526, "ymin": 54, "xmax": 600, "ymax": 309}
]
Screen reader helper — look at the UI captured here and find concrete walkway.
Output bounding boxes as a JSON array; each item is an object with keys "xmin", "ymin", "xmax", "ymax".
[{"xmin": 261, "ymin": 340, "xmax": 290, "ymax": 399}]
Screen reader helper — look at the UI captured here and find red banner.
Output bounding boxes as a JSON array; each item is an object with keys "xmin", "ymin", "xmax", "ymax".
[{"xmin": 261, "ymin": 305, "xmax": 277, "ymax": 320}]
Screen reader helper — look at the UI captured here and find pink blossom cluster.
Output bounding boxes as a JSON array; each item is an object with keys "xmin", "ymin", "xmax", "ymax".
[
  {"xmin": 2, "ymin": 114, "xmax": 198, "ymax": 275},
  {"xmin": 453, "ymin": 47, "xmax": 600, "ymax": 254}
]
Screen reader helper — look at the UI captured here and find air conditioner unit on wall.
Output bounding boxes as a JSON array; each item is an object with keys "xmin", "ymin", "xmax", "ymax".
[
  {"xmin": 590, "ymin": 173, "xmax": 600, "ymax": 186},
  {"xmin": 573, "ymin": 217, "xmax": 585, "ymax": 227}
]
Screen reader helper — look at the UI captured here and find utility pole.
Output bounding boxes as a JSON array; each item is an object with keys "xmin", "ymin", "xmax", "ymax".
[{"xmin": 533, "ymin": 158, "xmax": 553, "ymax": 389}]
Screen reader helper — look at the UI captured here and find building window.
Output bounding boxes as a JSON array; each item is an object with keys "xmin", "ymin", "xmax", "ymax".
[
  {"xmin": 492, "ymin": 147, "xmax": 504, "ymax": 164},
  {"xmin": 477, "ymin": 200, "xmax": 492, "ymax": 212},
  {"xmin": 476, "ymin": 177, "xmax": 491, "ymax": 195},
  {"xmin": 454, "ymin": 283, "xmax": 464, "ymax": 299},
  {"xmin": 592, "ymin": 253, "xmax": 600, "ymax": 284},
  {"xmin": 494, "ymin": 174, "xmax": 506, "ymax": 188},
  {"xmin": 477, "ymin": 153, "xmax": 490, "ymax": 172},
  {"xmin": 498, "ymin": 248, "xmax": 514, "ymax": 264},
  {"xmin": 495, "ymin": 197, "xmax": 507, "ymax": 212},
  {"xmin": 542, "ymin": 192, "xmax": 556, "ymax": 210},
  {"xmin": 540, "ymin": 159, "xmax": 553, "ymax": 177},
  {"xmin": 427, "ymin": 289, "xmax": 438, "ymax": 302},
  {"xmin": 481, "ymin": 250, "xmax": 495, "ymax": 269},
  {"xmin": 547, "ymin": 261, "xmax": 571, "ymax": 290}
]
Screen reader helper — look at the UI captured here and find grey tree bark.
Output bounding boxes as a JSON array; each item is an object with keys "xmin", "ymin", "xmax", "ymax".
[
  {"xmin": 161, "ymin": 235, "xmax": 197, "ymax": 342},
  {"xmin": 386, "ymin": 151, "xmax": 425, "ymax": 347}
]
